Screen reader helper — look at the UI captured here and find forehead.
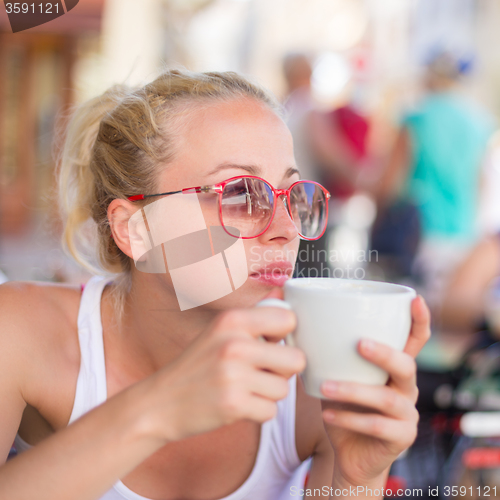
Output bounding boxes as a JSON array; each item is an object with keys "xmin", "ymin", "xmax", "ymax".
[{"xmin": 158, "ymin": 98, "xmax": 297, "ymax": 189}]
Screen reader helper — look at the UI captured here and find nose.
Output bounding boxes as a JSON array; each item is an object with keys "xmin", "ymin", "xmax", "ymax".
[{"xmin": 260, "ymin": 193, "xmax": 299, "ymax": 243}]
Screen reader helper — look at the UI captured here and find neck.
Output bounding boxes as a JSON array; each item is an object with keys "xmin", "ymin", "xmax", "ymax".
[{"xmin": 103, "ymin": 272, "xmax": 219, "ymax": 377}]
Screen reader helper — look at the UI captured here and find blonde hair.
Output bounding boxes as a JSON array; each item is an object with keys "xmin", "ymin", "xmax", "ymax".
[{"xmin": 58, "ymin": 69, "xmax": 282, "ymax": 292}]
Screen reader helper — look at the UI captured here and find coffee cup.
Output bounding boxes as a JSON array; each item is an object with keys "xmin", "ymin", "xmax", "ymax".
[{"xmin": 258, "ymin": 278, "xmax": 416, "ymax": 399}]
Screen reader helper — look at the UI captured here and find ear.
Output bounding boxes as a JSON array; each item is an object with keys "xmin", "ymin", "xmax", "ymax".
[{"xmin": 108, "ymin": 199, "xmax": 150, "ymax": 262}]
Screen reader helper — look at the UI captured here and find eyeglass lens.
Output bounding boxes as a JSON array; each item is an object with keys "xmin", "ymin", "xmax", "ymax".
[
  {"xmin": 290, "ymin": 181, "xmax": 327, "ymax": 239},
  {"xmin": 220, "ymin": 177, "xmax": 327, "ymax": 239}
]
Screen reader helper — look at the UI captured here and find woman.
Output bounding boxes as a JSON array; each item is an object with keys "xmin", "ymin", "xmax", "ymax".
[{"xmin": 0, "ymin": 69, "xmax": 430, "ymax": 499}]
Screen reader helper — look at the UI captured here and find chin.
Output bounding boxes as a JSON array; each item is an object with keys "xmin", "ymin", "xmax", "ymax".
[{"xmin": 199, "ymin": 277, "xmax": 284, "ymax": 311}]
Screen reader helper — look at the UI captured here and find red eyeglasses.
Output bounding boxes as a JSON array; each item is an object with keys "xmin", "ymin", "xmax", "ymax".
[{"xmin": 128, "ymin": 175, "xmax": 331, "ymax": 240}]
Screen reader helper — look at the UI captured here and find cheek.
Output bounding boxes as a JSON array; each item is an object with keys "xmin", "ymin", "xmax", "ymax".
[
  {"xmin": 199, "ymin": 196, "xmax": 221, "ymax": 228},
  {"xmin": 287, "ymin": 240, "xmax": 300, "ymax": 267}
]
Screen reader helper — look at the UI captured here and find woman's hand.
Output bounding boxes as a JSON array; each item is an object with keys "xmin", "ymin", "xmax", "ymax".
[
  {"xmin": 320, "ymin": 295, "xmax": 431, "ymax": 486},
  {"xmin": 137, "ymin": 299, "xmax": 306, "ymax": 445}
]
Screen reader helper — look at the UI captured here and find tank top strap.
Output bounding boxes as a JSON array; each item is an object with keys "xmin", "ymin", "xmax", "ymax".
[
  {"xmin": 270, "ymin": 374, "xmax": 303, "ymax": 473},
  {"xmin": 283, "ymin": 374, "xmax": 302, "ymax": 469},
  {"xmin": 68, "ymin": 276, "xmax": 111, "ymax": 425}
]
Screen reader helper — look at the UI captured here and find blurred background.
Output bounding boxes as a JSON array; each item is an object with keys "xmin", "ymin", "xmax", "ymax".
[
  {"xmin": 3, "ymin": 0, "xmax": 500, "ymax": 497},
  {"xmin": 2, "ymin": 0, "xmax": 500, "ymax": 283}
]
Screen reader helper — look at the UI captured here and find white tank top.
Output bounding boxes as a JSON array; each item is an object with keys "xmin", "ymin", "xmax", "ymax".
[{"xmin": 14, "ymin": 276, "xmax": 311, "ymax": 499}]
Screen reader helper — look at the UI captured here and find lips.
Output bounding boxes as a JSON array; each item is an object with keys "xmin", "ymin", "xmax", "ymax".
[{"xmin": 249, "ymin": 261, "xmax": 294, "ymax": 287}]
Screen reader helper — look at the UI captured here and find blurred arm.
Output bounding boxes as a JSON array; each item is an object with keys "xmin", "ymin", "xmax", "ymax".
[{"xmin": 439, "ymin": 236, "xmax": 500, "ymax": 331}]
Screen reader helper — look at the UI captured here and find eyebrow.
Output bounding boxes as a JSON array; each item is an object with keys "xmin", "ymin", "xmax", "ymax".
[{"xmin": 207, "ymin": 162, "xmax": 301, "ymax": 180}]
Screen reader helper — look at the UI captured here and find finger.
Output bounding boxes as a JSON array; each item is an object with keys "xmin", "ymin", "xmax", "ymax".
[
  {"xmin": 320, "ymin": 380, "xmax": 416, "ymax": 420},
  {"xmin": 246, "ymin": 369, "xmax": 290, "ymax": 401},
  {"xmin": 404, "ymin": 295, "xmax": 431, "ymax": 358},
  {"xmin": 243, "ymin": 395, "xmax": 279, "ymax": 423},
  {"xmin": 255, "ymin": 296, "xmax": 291, "ymax": 344},
  {"xmin": 215, "ymin": 307, "xmax": 296, "ymax": 342},
  {"xmin": 256, "ymin": 342, "xmax": 306, "ymax": 377},
  {"xmin": 221, "ymin": 338, "xmax": 305, "ymax": 378},
  {"xmin": 322, "ymin": 409, "xmax": 417, "ymax": 450},
  {"xmin": 358, "ymin": 340, "xmax": 418, "ymax": 399}
]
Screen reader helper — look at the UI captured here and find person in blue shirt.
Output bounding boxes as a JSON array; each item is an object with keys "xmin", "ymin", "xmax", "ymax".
[{"xmin": 375, "ymin": 52, "xmax": 494, "ymax": 309}]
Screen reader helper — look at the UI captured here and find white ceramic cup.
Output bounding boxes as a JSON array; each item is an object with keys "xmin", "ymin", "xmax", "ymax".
[{"xmin": 258, "ymin": 278, "xmax": 416, "ymax": 399}]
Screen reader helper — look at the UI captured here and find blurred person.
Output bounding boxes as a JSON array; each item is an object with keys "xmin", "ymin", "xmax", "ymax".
[
  {"xmin": 283, "ymin": 53, "xmax": 364, "ymax": 277},
  {"xmin": 283, "ymin": 53, "xmax": 360, "ymax": 190},
  {"xmin": 373, "ymin": 52, "xmax": 494, "ymax": 308},
  {"xmin": 0, "ymin": 69, "xmax": 430, "ymax": 500},
  {"xmin": 320, "ymin": 103, "xmax": 370, "ymax": 199},
  {"xmin": 282, "ymin": 52, "xmax": 316, "ymax": 183},
  {"xmin": 376, "ymin": 59, "xmax": 494, "ymax": 496},
  {"xmin": 283, "ymin": 52, "xmax": 328, "ymax": 278}
]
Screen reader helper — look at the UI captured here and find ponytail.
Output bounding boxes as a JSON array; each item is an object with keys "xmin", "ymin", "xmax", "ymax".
[{"xmin": 58, "ymin": 86, "xmax": 130, "ymax": 274}]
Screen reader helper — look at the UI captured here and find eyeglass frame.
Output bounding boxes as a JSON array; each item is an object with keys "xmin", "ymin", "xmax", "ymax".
[{"xmin": 127, "ymin": 175, "xmax": 331, "ymax": 241}]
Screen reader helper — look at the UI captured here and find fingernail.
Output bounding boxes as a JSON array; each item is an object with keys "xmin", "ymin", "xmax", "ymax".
[
  {"xmin": 323, "ymin": 381, "xmax": 338, "ymax": 394},
  {"xmin": 361, "ymin": 339, "xmax": 376, "ymax": 353}
]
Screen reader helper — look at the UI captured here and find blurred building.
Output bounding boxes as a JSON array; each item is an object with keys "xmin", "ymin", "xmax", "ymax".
[{"xmin": 0, "ymin": 0, "xmax": 104, "ymax": 235}]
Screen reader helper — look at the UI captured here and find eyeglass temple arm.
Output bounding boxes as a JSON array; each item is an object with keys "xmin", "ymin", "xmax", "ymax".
[{"xmin": 127, "ymin": 185, "xmax": 221, "ymax": 201}]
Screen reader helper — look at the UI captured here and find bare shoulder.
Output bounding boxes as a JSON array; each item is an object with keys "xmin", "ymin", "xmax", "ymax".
[
  {"xmin": 0, "ymin": 281, "xmax": 82, "ymax": 460},
  {"xmin": 0, "ymin": 281, "xmax": 81, "ymax": 399},
  {"xmin": 0, "ymin": 280, "xmax": 81, "ymax": 335}
]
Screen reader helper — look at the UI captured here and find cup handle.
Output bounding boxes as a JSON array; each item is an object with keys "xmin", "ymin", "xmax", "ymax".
[{"xmin": 255, "ymin": 298, "xmax": 295, "ymax": 347}]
